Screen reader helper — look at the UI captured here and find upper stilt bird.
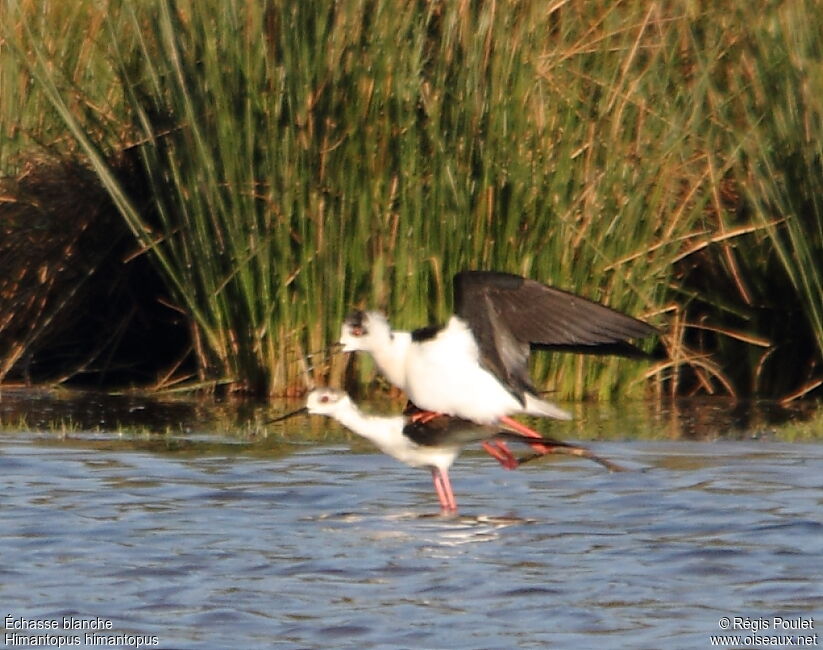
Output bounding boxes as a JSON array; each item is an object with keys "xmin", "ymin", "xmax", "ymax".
[
  {"xmin": 340, "ymin": 270, "xmax": 655, "ymax": 448},
  {"xmin": 271, "ymin": 387, "xmax": 622, "ymax": 514}
]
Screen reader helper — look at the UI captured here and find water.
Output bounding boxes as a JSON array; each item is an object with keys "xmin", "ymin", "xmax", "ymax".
[{"xmin": 1, "ymin": 392, "xmax": 821, "ymax": 649}]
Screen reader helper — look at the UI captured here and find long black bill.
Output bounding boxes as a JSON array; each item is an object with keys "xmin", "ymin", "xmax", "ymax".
[{"xmin": 268, "ymin": 406, "xmax": 308, "ymax": 424}]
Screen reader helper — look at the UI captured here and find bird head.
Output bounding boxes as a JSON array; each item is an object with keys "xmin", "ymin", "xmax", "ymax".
[
  {"xmin": 305, "ymin": 387, "xmax": 352, "ymax": 415},
  {"xmin": 339, "ymin": 310, "xmax": 392, "ymax": 352}
]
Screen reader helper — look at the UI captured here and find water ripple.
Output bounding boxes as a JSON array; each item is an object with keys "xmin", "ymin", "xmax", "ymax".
[{"xmin": 0, "ymin": 435, "xmax": 820, "ymax": 648}]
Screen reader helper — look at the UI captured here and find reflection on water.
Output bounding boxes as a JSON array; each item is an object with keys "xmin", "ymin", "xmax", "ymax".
[
  {"xmin": 0, "ymin": 386, "xmax": 820, "ymax": 441},
  {"xmin": 0, "ymin": 390, "xmax": 820, "ymax": 648}
]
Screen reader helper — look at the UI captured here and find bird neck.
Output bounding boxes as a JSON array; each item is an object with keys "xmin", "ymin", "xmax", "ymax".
[
  {"xmin": 333, "ymin": 402, "xmax": 394, "ymax": 440},
  {"xmin": 371, "ymin": 330, "xmax": 412, "ymax": 389}
]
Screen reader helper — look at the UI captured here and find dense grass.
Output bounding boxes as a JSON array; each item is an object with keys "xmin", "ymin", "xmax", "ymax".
[{"xmin": 2, "ymin": 0, "xmax": 821, "ymax": 401}]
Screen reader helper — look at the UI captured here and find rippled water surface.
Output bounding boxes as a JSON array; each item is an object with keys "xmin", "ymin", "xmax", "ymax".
[{"xmin": 1, "ymin": 391, "xmax": 821, "ymax": 649}]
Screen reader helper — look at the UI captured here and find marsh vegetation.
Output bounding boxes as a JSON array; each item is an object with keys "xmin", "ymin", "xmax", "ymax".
[{"xmin": 1, "ymin": 1, "xmax": 820, "ymax": 406}]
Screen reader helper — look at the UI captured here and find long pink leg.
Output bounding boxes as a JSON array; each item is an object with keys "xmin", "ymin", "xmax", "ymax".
[
  {"xmin": 430, "ymin": 468, "xmax": 457, "ymax": 514},
  {"xmin": 431, "ymin": 468, "xmax": 448, "ymax": 509},
  {"xmin": 499, "ymin": 415, "xmax": 555, "ymax": 455},
  {"xmin": 438, "ymin": 468, "xmax": 457, "ymax": 513},
  {"xmin": 482, "ymin": 441, "xmax": 518, "ymax": 470}
]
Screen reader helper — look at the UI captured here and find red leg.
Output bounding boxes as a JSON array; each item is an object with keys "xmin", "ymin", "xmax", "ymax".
[
  {"xmin": 499, "ymin": 415, "xmax": 555, "ymax": 454},
  {"xmin": 431, "ymin": 467, "xmax": 457, "ymax": 514},
  {"xmin": 437, "ymin": 468, "xmax": 457, "ymax": 513},
  {"xmin": 410, "ymin": 410, "xmax": 441, "ymax": 424},
  {"xmin": 431, "ymin": 467, "xmax": 448, "ymax": 509},
  {"xmin": 482, "ymin": 440, "xmax": 519, "ymax": 470}
]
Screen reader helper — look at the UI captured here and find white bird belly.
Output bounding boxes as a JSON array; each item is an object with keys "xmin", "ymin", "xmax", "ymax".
[{"xmin": 389, "ymin": 444, "xmax": 460, "ymax": 470}]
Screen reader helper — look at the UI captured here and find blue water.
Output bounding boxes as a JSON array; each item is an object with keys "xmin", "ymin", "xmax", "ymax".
[{"xmin": 1, "ymin": 416, "xmax": 821, "ymax": 649}]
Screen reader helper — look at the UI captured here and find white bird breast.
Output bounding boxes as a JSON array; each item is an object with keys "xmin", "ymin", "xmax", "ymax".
[{"xmin": 404, "ymin": 317, "xmax": 521, "ymax": 423}]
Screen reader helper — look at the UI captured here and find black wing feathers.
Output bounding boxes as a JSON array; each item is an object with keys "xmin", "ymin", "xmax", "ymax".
[
  {"xmin": 402, "ymin": 401, "xmax": 575, "ymax": 449},
  {"xmin": 454, "ymin": 270, "xmax": 655, "ymax": 348},
  {"xmin": 401, "ymin": 402, "xmax": 488, "ymax": 447},
  {"xmin": 453, "ymin": 271, "xmax": 656, "ymax": 396}
]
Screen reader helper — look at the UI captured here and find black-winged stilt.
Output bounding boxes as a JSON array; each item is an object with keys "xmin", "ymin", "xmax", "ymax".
[
  {"xmin": 272, "ymin": 387, "xmax": 622, "ymax": 514},
  {"xmin": 340, "ymin": 270, "xmax": 655, "ymax": 448}
]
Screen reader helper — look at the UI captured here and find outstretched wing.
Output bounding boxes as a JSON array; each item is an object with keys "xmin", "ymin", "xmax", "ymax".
[{"xmin": 453, "ymin": 270, "xmax": 656, "ymax": 397}]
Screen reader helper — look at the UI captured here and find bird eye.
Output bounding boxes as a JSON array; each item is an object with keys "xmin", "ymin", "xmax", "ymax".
[
  {"xmin": 319, "ymin": 395, "xmax": 330, "ymax": 403},
  {"xmin": 352, "ymin": 326, "xmax": 364, "ymax": 336}
]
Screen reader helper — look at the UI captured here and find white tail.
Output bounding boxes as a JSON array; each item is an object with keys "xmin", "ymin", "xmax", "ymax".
[{"xmin": 523, "ymin": 394, "xmax": 572, "ymax": 421}]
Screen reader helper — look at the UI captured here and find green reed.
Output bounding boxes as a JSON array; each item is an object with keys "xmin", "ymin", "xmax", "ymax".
[{"xmin": 4, "ymin": 0, "xmax": 821, "ymax": 401}]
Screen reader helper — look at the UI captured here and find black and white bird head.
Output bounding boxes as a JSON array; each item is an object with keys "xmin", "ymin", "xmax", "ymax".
[
  {"xmin": 305, "ymin": 387, "xmax": 352, "ymax": 416},
  {"xmin": 339, "ymin": 310, "xmax": 393, "ymax": 353}
]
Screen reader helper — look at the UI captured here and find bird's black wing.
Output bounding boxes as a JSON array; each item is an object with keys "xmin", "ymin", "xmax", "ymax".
[
  {"xmin": 402, "ymin": 405, "xmax": 493, "ymax": 447},
  {"xmin": 402, "ymin": 402, "xmax": 578, "ymax": 449},
  {"xmin": 453, "ymin": 271, "xmax": 657, "ymax": 398}
]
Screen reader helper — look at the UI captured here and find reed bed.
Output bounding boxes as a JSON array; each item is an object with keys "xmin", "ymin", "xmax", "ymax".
[{"xmin": 2, "ymin": 0, "xmax": 821, "ymax": 402}]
